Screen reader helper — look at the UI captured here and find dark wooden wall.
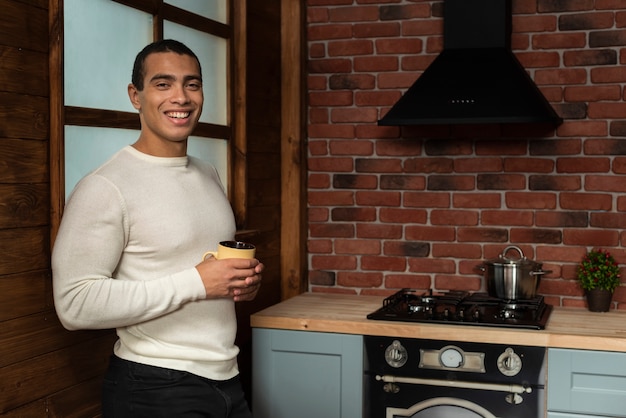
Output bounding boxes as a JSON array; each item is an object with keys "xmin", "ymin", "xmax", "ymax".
[
  {"xmin": 0, "ymin": 0, "xmax": 283, "ymax": 415},
  {"xmin": 235, "ymin": 0, "xmax": 283, "ymax": 403},
  {"xmin": 1, "ymin": 0, "xmax": 118, "ymax": 416}
]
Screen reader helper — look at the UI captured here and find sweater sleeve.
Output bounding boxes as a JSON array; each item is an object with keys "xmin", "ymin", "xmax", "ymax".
[{"xmin": 51, "ymin": 174, "xmax": 207, "ymax": 331}]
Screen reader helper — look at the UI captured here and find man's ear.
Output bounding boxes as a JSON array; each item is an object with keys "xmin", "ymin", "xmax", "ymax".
[{"xmin": 128, "ymin": 83, "xmax": 141, "ymax": 111}]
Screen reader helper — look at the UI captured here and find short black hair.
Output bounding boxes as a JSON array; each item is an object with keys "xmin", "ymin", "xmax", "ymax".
[{"xmin": 131, "ymin": 39, "xmax": 202, "ymax": 91}]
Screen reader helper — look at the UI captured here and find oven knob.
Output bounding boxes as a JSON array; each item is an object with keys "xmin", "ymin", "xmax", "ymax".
[
  {"xmin": 383, "ymin": 383, "xmax": 400, "ymax": 394},
  {"xmin": 497, "ymin": 347, "xmax": 522, "ymax": 376},
  {"xmin": 384, "ymin": 340, "xmax": 408, "ymax": 368}
]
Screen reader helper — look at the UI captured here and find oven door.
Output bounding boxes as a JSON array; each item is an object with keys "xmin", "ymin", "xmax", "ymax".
[
  {"xmin": 386, "ymin": 397, "xmax": 496, "ymax": 418},
  {"xmin": 365, "ymin": 373, "xmax": 544, "ymax": 418}
]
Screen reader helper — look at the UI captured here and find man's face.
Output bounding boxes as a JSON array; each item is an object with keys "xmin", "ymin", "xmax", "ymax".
[{"xmin": 128, "ymin": 51, "xmax": 203, "ymax": 154}]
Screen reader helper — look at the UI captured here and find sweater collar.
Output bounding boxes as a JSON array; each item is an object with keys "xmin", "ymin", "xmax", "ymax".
[{"xmin": 124, "ymin": 145, "xmax": 188, "ymax": 167}]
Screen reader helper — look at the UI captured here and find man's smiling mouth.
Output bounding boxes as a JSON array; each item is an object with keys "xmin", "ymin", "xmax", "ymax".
[{"xmin": 166, "ymin": 111, "xmax": 190, "ymax": 119}]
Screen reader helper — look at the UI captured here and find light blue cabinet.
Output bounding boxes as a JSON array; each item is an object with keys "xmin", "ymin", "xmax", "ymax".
[
  {"xmin": 252, "ymin": 329, "xmax": 363, "ymax": 418},
  {"xmin": 548, "ymin": 348, "xmax": 626, "ymax": 417}
]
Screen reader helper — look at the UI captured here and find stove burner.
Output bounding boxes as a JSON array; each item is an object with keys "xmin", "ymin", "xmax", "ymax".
[{"xmin": 367, "ymin": 288, "xmax": 552, "ymax": 330}]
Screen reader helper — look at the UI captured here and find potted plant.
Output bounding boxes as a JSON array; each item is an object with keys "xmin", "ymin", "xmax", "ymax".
[{"xmin": 577, "ymin": 248, "xmax": 621, "ymax": 312}]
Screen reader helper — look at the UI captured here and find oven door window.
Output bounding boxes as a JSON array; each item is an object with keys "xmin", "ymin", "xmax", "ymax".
[{"xmin": 388, "ymin": 397, "xmax": 496, "ymax": 418}]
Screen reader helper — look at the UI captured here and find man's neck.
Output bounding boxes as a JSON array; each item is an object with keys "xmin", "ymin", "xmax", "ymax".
[{"xmin": 132, "ymin": 136, "xmax": 188, "ymax": 158}]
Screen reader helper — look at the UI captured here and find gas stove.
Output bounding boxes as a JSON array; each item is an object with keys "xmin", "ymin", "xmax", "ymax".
[{"xmin": 367, "ymin": 288, "xmax": 552, "ymax": 330}]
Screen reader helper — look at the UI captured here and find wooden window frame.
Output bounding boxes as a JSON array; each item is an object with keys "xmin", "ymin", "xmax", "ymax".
[{"xmin": 49, "ymin": 0, "xmax": 247, "ymax": 243}]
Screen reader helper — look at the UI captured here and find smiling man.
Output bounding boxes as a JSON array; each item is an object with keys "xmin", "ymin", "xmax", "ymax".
[{"xmin": 52, "ymin": 40, "xmax": 263, "ymax": 418}]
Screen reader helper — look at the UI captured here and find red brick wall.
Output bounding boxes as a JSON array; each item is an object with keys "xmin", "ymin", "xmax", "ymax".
[{"xmin": 306, "ymin": 0, "xmax": 626, "ymax": 310}]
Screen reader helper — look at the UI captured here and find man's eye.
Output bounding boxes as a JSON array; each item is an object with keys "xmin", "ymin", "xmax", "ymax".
[
  {"xmin": 156, "ymin": 82, "xmax": 170, "ymax": 89},
  {"xmin": 187, "ymin": 83, "xmax": 202, "ymax": 90}
]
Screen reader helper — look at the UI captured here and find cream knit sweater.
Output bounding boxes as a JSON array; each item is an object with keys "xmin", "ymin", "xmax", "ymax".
[{"xmin": 52, "ymin": 146, "xmax": 239, "ymax": 380}]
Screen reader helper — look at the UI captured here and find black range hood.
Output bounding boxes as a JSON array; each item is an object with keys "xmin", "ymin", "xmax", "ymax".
[{"xmin": 378, "ymin": 0, "xmax": 562, "ymax": 126}]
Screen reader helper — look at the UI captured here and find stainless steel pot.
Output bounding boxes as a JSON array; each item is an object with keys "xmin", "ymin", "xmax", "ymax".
[{"xmin": 479, "ymin": 246, "xmax": 551, "ymax": 300}]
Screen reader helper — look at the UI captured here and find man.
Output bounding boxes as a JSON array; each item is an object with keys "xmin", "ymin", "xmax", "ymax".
[{"xmin": 52, "ymin": 39, "xmax": 263, "ymax": 418}]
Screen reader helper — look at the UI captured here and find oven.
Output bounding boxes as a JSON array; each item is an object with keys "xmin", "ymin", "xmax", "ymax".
[
  {"xmin": 363, "ymin": 336, "xmax": 547, "ymax": 418},
  {"xmin": 364, "ymin": 289, "xmax": 552, "ymax": 417}
]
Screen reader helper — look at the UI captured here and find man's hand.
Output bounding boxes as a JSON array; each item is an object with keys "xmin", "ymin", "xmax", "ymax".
[{"xmin": 195, "ymin": 257, "xmax": 263, "ymax": 301}]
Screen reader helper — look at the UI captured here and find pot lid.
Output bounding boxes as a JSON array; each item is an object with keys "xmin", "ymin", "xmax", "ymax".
[{"xmin": 485, "ymin": 246, "xmax": 540, "ymax": 266}]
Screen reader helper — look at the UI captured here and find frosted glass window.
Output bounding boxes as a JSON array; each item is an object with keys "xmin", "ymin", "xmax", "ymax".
[
  {"xmin": 188, "ymin": 136, "xmax": 229, "ymax": 189},
  {"xmin": 166, "ymin": 0, "xmax": 228, "ymax": 24},
  {"xmin": 64, "ymin": 126, "xmax": 138, "ymax": 198},
  {"xmin": 165, "ymin": 21, "xmax": 228, "ymax": 126},
  {"xmin": 64, "ymin": 0, "xmax": 152, "ymax": 111},
  {"xmin": 65, "ymin": 127, "xmax": 228, "ymax": 198}
]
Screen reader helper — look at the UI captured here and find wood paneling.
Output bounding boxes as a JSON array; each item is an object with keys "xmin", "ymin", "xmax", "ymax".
[
  {"xmin": 48, "ymin": 0, "xmax": 64, "ymax": 244},
  {"xmin": 280, "ymin": 0, "xmax": 307, "ymax": 299},
  {"xmin": 0, "ymin": 184, "xmax": 49, "ymax": 228},
  {"xmin": 46, "ymin": 378, "xmax": 104, "ymax": 418},
  {"xmin": 0, "ymin": 1, "xmax": 117, "ymax": 416},
  {"xmin": 0, "ymin": 334, "xmax": 115, "ymax": 413},
  {"xmin": 0, "ymin": 227, "xmax": 48, "ymax": 275},
  {"xmin": 232, "ymin": 0, "xmax": 285, "ymax": 403},
  {"xmin": 0, "ymin": 93, "xmax": 49, "ymax": 140},
  {"xmin": 0, "ymin": 0, "xmax": 48, "ymax": 52},
  {"xmin": 0, "ymin": 311, "xmax": 113, "ymax": 368},
  {"xmin": 0, "ymin": 46, "xmax": 48, "ymax": 96},
  {"xmin": 0, "ymin": 139, "xmax": 48, "ymax": 183},
  {"xmin": 232, "ymin": 0, "xmax": 248, "ymax": 228},
  {"xmin": 0, "ymin": 271, "xmax": 51, "ymax": 322},
  {"xmin": 1, "ymin": 400, "xmax": 48, "ymax": 418},
  {"xmin": 245, "ymin": 0, "xmax": 282, "ymax": 283}
]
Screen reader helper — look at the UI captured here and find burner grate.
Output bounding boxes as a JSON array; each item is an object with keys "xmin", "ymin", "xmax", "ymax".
[{"xmin": 368, "ymin": 288, "xmax": 552, "ymax": 330}]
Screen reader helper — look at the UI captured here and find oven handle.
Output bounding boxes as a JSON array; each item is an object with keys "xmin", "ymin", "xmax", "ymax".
[{"xmin": 376, "ymin": 375, "xmax": 532, "ymax": 394}]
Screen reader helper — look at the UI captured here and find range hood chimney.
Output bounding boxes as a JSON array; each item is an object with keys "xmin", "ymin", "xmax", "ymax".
[{"xmin": 378, "ymin": 0, "xmax": 562, "ymax": 126}]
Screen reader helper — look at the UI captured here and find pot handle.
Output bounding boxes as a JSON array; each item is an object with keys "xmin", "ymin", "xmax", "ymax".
[
  {"xmin": 501, "ymin": 245, "xmax": 525, "ymax": 260},
  {"xmin": 531, "ymin": 270, "xmax": 553, "ymax": 276}
]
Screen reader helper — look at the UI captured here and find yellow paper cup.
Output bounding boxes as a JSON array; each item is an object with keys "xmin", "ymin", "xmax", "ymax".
[{"xmin": 203, "ymin": 241, "xmax": 256, "ymax": 260}]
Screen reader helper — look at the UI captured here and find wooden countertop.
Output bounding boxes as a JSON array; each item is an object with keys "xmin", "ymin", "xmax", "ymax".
[{"xmin": 251, "ymin": 293, "xmax": 626, "ymax": 352}]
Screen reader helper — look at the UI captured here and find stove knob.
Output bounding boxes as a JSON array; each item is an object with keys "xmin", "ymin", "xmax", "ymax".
[
  {"xmin": 501, "ymin": 309, "xmax": 515, "ymax": 319},
  {"xmin": 473, "ymin": 309, "xmax": 481, "ymax": 321},
  {"xmin": 384, "ymin": 340, "xmax": 408, "ymax": 368},
  {"xmin": 457, "ymin": 308, "xmax": 465, "ymax": 320},
  {"xmin": 497, "ymin": 347, "xmax": 522, "ymax": 376}
]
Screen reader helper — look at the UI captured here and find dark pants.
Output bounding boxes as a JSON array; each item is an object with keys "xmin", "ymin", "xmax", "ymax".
[{"xmin": 102, "ymin": 355, "xmax": 252, "ymax": 418}]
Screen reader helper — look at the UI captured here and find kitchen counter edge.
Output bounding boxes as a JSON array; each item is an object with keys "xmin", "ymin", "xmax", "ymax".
[{"xmin": 250, "ymin": 293, "xmax": 626, "ymax": 352}]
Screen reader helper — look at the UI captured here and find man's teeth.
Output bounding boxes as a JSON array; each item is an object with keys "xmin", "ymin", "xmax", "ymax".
[{"xmin": 167, "ymin": 112, "xmax": 190, "ymax": 119}]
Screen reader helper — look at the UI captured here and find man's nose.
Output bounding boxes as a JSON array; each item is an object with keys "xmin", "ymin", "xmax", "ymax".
[{"xmin": 171, "ymin": 84, "xmax": 190, "ymax": 103}]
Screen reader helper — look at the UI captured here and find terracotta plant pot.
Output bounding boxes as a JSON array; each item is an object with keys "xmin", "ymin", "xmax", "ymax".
[{"xmin": 586, "ymin": 289, "xmax": 613, "ymax": 312}]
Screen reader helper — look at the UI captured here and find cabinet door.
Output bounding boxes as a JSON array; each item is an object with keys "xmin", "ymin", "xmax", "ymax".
[
  {"xmin": 252, "ymin": 329, "xmax": 363, "ymax": 418},
  {"xmin": 548, "ymin": 413, "xmax": 607, "ymax": 418},
  {"xmin": 548, "ymin": 348, "xmax": 626, "ymax": 417}
]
